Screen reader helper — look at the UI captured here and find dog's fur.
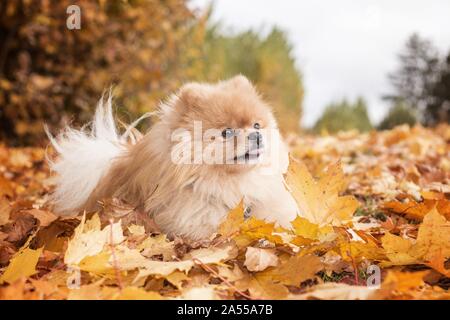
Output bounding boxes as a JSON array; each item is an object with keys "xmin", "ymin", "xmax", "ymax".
[{"xmin": 48, "ymin": 76, "xmax": 299, "ymax": 240}]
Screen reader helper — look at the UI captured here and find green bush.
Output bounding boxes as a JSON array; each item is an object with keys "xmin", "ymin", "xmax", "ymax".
[
  {"xmin": 313, "ymin": 98, "xmax": 373, "ymax": 134},
  {"xmin": 378, "ymin": 101, "xmax": 417, "ymax": 130}
]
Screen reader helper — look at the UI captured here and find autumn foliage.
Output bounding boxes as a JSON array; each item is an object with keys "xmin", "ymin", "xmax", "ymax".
[
  {"xmin": 0, "ymin": 0, "xmax": 197, "ymax": 144},
  {"xmin": 0, "ymin": 124, "xmax": 449, "ymax": 300}
]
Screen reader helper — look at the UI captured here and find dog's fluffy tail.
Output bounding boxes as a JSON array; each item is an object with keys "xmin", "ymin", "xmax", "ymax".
[{"xmin": 46, "ymin": 95, "xmax": 127, "ymax": 215}]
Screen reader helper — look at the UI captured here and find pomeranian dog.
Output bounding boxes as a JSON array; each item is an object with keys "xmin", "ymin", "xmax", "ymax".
[{"xmin": 48, "ymin": 75, "xmax": 299, "ymax": 240}]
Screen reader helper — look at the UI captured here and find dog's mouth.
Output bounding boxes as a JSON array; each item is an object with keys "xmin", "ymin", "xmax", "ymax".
[{"xmin": 233, "ymin": 147, "xmax": 264, "ymax": 162}]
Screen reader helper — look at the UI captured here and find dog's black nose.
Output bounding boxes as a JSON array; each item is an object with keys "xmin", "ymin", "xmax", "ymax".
[{"xmin": 248, "ymin": 131, "xmax": 263, "ymax": 145}]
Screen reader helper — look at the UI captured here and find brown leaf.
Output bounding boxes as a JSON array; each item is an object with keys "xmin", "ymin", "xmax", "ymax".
[
  {"xmin": 383, "ymin": 198, "xmax": 450, "ymax": 221},
  {"xmin": 0, "ymin": 176, "xmax": 14, "ymax": 198},
  {"xmin": 0, "ymin": 197, "xmax": 11, "ymax": 226},
  {"xmin": 1, "ymin": 213, "xmax": 38, "ymax": 245}
]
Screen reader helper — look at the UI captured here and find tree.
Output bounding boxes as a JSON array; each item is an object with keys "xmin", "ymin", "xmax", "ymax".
[
  {"xmin": 378, "ymin": 100, "xmax": 417, "ymax": 130},
  {"xmin": 425, "ymin": 53, "xmax": 450, "ymax": 125},
  {"xmin": 198, "ymin": 26, "xmax": 304, "ymax": 133},
  {"xmin": 384, "ymin": 33, "xmax": 441, "ymax": 121},
  {"xmin": 0, "ymin": 0, "xmax": 198, "ymax": 145},
  {"xmin": 313, "ymin": 97, "xmax": 373, "ymax": 134}
]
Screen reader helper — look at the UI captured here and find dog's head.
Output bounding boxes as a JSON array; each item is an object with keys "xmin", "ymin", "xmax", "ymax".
[{"xmin": 168, "ymin": 75, "xmax": 285, "ymax": 174}]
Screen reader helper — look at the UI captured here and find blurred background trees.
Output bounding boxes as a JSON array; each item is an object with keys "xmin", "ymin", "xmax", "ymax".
[
  {"xmin": 0, "ymin": 0, "xmax": 200, "ymax": 145},
  {"xmin": 313, "ymin": 97, "xmax": 372, "ymax": 134},
  {"xmin": 0, "ymin": 0, "xmax": 303, "ymax": 145},
  {"xmin": 378, "ymin": 100, "xmax": 417, "ymax": 130},
  {"xmin": 425, "ymin": 53, "xmax": 450, "ymax": 125},
  {"xmin": 317, "ymin": 32, "xmax": 450, "ymax": 134},
  {"xmin": 382, "ymin": 33, "xmax": 450, "ymax": 127},
  {"xmin": 383, "ymin": 34, "xmax": 440, "ymax": 117}
]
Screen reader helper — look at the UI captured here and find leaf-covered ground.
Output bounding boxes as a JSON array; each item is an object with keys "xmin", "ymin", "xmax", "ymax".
[{"xmin": 0, "ymin": 124, "xmax": 449, "ymax": 300}]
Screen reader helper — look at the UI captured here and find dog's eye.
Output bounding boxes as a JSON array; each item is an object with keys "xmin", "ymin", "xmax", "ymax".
[
  {"xmin": 222, "ymin": 128, "xmax": 234, "ymax": 139},
  {"xmin": 253, "ymin": 123, "xmax": 260, "ymax": 130}
]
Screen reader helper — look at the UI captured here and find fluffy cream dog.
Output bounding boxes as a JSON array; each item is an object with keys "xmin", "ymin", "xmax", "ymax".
[{"xmin": 48, "ymin": 76, "xmax": 299, "ymax": 240}]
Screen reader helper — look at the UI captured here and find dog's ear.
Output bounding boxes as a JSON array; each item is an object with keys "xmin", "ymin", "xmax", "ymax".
[
  {"xmin": 226, "ymin": 75, "xmax": 257, "ymax": 92},
  {"xmin": 230, "ymin": 74, "xmax": 251, "ymax": 85},
  {"xmin": 178, "ymin": 82, "xmax": 208, "ymax": 109}
]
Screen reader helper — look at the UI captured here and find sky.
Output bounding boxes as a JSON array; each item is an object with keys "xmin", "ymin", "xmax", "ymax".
[{"xmin": 189, "ymin": 0, "xmax": 450, "ymax": 127}]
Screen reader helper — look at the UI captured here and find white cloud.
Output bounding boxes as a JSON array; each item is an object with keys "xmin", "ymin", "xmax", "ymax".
[{"xmin": 190, "ymin": 0, "xmax": 450, "ymax": 126}]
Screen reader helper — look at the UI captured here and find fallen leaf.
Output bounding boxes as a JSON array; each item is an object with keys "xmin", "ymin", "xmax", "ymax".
[
  {"xmin": 0, "ymin": 246, "xmax": 43, "ymax": 284},
  {"xmin": 236, "ymin": 274, "xmax": 289, "ymax": 299},
  {"xmin": 244, "ymin": 247, "xmax": 279, "ymax": 272},
  {"xmin": 236, "ymin": 217, "xmax": 284, "ymax": 246},
  {"xmin": 381, "ymin": 232, "xmax": 417, "ymax": 265},
  {"xmin": 0, "ymin": 197, "xmax": 11, "ymax": 225},
  {"xmin": 180, "ymin": 286, "xmax": 218, "ymax": 300},
  {"xmin": 426, "ymin": 250, "xmax": 450, "ymax": 277},
  {"xmin": 139, "ymin": 234, "xmax": 175, "ymax": 260},
  {"xmin": 383, "ymin": 198, "xmax": 450, "ymax": 221},
  {"xmin": 218, "ymin": 200, "xmax": 244, "ymax": 237},
  {"xmin": 292, "ymin": 283, "xmax": 375, "ymax": 300},
  {"xmin": 259, "ymin": 254, "xmax": 323, "ymax": 286},
  {"xmin": 291, "ymin": 216, "xmax": 334, "ymax": 242},
  {"xmin": 0, "ymin": 175, "xmax": 14, "ymax": 198},
  {"xmin": 166, "ymin": 271, "xmax": 189, "ymax": 290},
  {"xmin": 381, "ymin": 207, "xmax": 450, "ymax": 265},
  {"xmin": 286, "ymin": 159, "xmax": 359, "ymax": 226},
  {"xmin": 64, "ymin": 214, "xmax": 124, "ymax": 265},
  {"xmin": 130, "ymin": 243, "xmax": 236, "ymax": 281},
  {"xmin": 381, "ymin": 270, "xmax": 427, "ymax": 293},
  {"xmin": 412, "ymin": 207, "xmax": 450, "ymax": 261},
  {"xmin": 2, "ymin": 212, "xmax": 38, "ymax": 245},
  {"xmin": 127, "ymin": 224, "xmax": 146, "ymax": 236},
  {"xmin": 24, "ymin": 209, "xmax": 57, "ymax": 227},
  {"xmin": 116, "ymin": 287, "xmax": 163, "ymax": 300}
]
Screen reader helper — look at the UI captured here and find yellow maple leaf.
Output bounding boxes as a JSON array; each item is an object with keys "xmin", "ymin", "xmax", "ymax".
[
  {"xmin": 381, "ymin": 232, "xmax": 417, "ymax": 266},
  {"xmin": 239, "ymin": 217, "xmax": 284, "ymax": 244},
  {"xmin": 218, "ymin": 200, "xmax": 244, "ymax": 238},
  {"xmin": 64, "ymin": 213, "xmax": 124, "ymax": 266},
  {"xmin": 219, "ymin": 201, "xmax": 285, "ymax": 246},
  {"xmin": 286, "ymin": 159, "xmax": 359, "ymax": 226},
  {"xmin": 259, "ymin": 254, "xmax": 323, "ymax": 286},
  {"xmin": 426, "ymin": 250, "xmax": 450, "ymax": 277},
  {"xmin": 291, "ymin": 216, "xmax": 334, "ymax": 241},
  {"xmin": 412, "ymin": 206, "xmax": 450, "ymax": 261},
  {"xmin": 339, "ymin": 237, "xmax": 386, "ymax": 263},
  {"xmin": 235, "ymin": 274, "xmax": 289, "ymax": 299},
  {"xmin": 381, "ymin": 270, "xmax": 427, "ymax": 293},
  {"xmin": 165, "ymin": 271, "xmax": 190, "ymax": 290},
  {"xmin": 79, "ymin": 251, "xmax": 114, "ymax": 275},
  {"xmin": 0, "ymin": 246, "xmax": 43, "ymax": 284},
  {"xmin": 138, "ymin": 234, "xmax": 175, "ymax": 261},
  {"xmin": 383, "ymin": 198, "xmax": 450, "ymax": 221},
  {"xmin": 381, "ymin": 207, "xmax": 450, "ymax": 266},
  {"xmin": 249, "ymin": 275, "xmax": 290, "ymax": 299}
]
